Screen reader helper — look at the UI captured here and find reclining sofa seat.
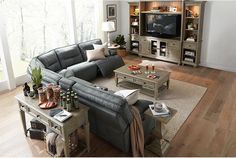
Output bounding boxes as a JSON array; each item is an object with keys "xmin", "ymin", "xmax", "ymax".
[{"xmin": 27, "ymin": 39, "xmax": 154, "ymax": 153}]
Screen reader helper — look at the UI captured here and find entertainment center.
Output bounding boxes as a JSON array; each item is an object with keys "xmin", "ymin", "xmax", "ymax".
[{"xmin": 129, "ymin": 1, "xmax": 205, "ymax": 67}]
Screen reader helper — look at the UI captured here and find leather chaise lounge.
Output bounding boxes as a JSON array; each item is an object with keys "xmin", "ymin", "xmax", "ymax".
[{"xmin": 27, "ymin": 39, "xmax": 155, "ymax": 152}]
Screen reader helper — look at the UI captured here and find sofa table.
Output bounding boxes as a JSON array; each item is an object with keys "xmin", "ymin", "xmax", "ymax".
[
  {"xmin": 15, "ymin": 94, "xmax": 90, "ymax": 157},
  {"xmin": 144, "ymin": 106, "xmax": 177, "ymax": 156},
  {"xmin": 114, "ymin": 65, "xmax": 170, "ymax": 99}
]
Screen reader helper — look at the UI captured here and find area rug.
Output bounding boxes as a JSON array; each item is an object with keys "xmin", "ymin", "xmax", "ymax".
[{"xmin": 92, "ymin": 76, "xmax": 207, "ymax": 142}]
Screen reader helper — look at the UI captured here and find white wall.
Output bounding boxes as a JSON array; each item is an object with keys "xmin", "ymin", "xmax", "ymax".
[
  {"xmin": 103, "ymin": 1, "xmax": 121, "ymax": 42},
  {"xmin": 118, "ymin": 1, "xmax": 236, "ymax": 73},
  {"xmin": 201, "ymin": 1, "xmax": 236, "ymax": 72}
]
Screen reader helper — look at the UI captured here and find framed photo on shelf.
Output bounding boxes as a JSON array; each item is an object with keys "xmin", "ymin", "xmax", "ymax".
[
  {"xmin": 107, "ymin": 19, "xmax": 117, "ymax": 32},
  {"xmin": 107, "ymin": 4, "xmax": 117, "ymax": 19}
]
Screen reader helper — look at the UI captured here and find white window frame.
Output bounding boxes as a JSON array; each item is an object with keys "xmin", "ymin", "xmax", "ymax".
[{"xmin": 0, "ymin": 0, "xmax": 104, "ymax": 92}]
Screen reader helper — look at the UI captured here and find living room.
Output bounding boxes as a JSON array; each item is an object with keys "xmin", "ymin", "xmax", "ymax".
[{"xmin": 0, "ymin": 0, "xmax": 236, "ymax": 157}]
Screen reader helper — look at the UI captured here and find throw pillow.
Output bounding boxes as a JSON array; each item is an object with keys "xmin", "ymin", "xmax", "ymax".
[
  {"xmin": 114, "ymin": 89, "xmax": 139, "ymax": 105},
  {"xmin": 93, "ymin": 43, "xmax": 109, "ymax": 56},
  {"xmin": 86, "ymin": 48, "xmax": 105, "ymax": 62}
]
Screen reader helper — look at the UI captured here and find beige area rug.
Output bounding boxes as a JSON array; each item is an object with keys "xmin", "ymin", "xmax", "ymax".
[{"xmin": 92, "ymin": 76, "xmax": 207, "ymax": 142}]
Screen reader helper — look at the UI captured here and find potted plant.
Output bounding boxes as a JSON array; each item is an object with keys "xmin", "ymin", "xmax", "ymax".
[
  {"xmin": 31, "ymin": 67, "xmax": 43, "ymax": 95},
  {"xmin": 113, "ymin": 35, "xmax": 127, "ymax": 57}
]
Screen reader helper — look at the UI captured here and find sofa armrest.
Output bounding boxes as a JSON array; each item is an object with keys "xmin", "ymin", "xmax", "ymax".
[{"xmin": 42, "ymin": 68, "xmax": 62, "ymax": 85}]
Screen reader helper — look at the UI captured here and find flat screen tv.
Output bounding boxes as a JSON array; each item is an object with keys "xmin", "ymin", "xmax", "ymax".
[{"xmin": 143, "ymin": 13, "xmax": 181, "ymax": 38}]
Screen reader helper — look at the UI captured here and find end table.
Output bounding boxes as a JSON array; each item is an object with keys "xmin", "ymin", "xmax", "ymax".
[{"xmin": 144, "ymin": 106, "xmax": 177, "ymax": 156}]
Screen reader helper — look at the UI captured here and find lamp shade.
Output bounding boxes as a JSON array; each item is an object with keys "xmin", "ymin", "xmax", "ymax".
[{"xmin": 102, "ymin": 21, "xmax": 115, "ymax": 32}]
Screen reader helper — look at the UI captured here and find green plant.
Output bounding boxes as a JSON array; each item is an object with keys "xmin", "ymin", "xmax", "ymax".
[
  {"xmin": 113, "ymin": 35, "xmax": 126, "ymax": 48},
  {"xmin": 31, "ymin": 67, "xmax": 42, "ymax": 88}
]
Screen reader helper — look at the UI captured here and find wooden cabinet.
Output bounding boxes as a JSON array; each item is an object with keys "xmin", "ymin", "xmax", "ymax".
[
  {"xmin": 139, "ymin": 37, "xmax": 181, "ymax": 64},
  {"xmin": 129, "ymin": 2, "xmax": 140, "ymax": 54},
  {"xmin": 182, "ymin": 1, "xmax": 205, "ymax": 67}
]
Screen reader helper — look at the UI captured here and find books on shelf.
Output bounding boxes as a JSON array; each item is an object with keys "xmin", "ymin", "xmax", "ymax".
[
  {"xmin": 149, "ymin": 103, "xmax": 170, "ymax": 117},
  {"xmin": 53, "ymin": 110, "xmax": 72, "ymax": 122}
]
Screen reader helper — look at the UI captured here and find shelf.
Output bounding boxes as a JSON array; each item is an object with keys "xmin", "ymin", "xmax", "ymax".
[
  {"xmin": 130, "ymin": 14, "xmax": 139, "ymax": 17},
  {"xmin": 141, "ymin": 11, "xmax": 182, "ymax": 15},
  {"xmin": 131, "ymin": 25, "xmax": 139, "ymax": 27},
  {"xmin": 185, "ymin": 29, "xmax": 198, "ymax": 32},
  {"xmin": 186, "ymin": 17, "xmax": 199, "ymax": 19}
]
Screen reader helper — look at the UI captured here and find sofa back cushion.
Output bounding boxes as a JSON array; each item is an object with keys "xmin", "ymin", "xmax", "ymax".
[
  {"xmin": 55, "ymin": 45, "xmax": 84, "ymax": 69},
  {"xmin": 72, "ymin": 82, "xmax": 133, "ymax": 124},
  {"xmin": 77, "ymin": 39, "xmax": 102, "ymax": 60},
  {"xmin": 37, "ymin": 50, "xmax": 62, "ymax": 72}
]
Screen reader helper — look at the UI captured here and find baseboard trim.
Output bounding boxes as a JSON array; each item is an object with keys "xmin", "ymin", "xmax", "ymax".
[{"xmin": 200, "ymin": 61, "xmax": 236, "ymax": 73}]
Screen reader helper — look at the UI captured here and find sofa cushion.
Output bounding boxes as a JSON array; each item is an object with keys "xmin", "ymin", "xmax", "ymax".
[
  {"xmin": 114, "ymin": 89, "xmax": 139, "ymax": 105},
  {"xmin": 86, "ymin": 48, "xmax": 105, "ymax": 62},
  {"xmin": 55, "ymin": 45, "xmax": 84, "ymax": 69},
  {"xmin": 93, "ymin": 55, "xmax": 125, "ymax": 77},
  {"xmin": 59, "ymin": 78, "xmax": 76, "ymax": 91},
  {"xmin": 67, "ymin": 62, "xmax": 97, "ymax": 81},
  {"xmin": 37, "ymin": 50, "xmax": 61, "ymax": 72},
  {"xmin": 77, "ymin": 39, "xmax": 102, "ymax": 60},
  {"xmin": 93, "ymin": 43, "xmax": 109, "ymax": 56}
]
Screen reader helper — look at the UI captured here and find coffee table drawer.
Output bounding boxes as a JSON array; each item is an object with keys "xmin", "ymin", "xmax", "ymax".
[
  {"xmin": 118, "ymin": 74, "xmax": 133, "ymax": 82},
  {"xmin": 133, "ymin": 78, "xmax": 143, "ymax": 85},
  {"xmin": 142, "ymin": 81, "xmax": 154, "ymax": 90}
]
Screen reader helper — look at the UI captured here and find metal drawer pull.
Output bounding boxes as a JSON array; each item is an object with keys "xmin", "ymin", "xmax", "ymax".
[
  {"xmin": 37, "ymin": 115, "xmax": 40, "ymax": 118},
  {"xmin": 124, "ymin": 76, "xmax": 126, "ymax": 79}
]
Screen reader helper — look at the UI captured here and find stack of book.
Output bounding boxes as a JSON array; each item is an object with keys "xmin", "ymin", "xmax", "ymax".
[{"xmin": 149, "ymin": 102, "xmax": 170, "ymax": 117}]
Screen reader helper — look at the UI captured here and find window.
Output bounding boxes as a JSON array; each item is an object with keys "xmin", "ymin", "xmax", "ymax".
[
  {"xmin": 0, "ymin": 0, "xmax": 70, "ymax": 77},
  {"xmin": 0, "ymin": 57, "xmax": 4, "ymax": 81},
  {"xmin": 74, "ymin": 0, "xmax": 97, "ymax": 42}
]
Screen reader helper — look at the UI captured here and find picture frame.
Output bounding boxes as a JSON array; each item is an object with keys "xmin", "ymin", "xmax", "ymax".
[
  {"xmin": 107, "ymin": 4, "xmax": 117, "ymax": 19},
  {"xmin": 107, "ymin": 19, "xmax": 117, "ymax": 32}
]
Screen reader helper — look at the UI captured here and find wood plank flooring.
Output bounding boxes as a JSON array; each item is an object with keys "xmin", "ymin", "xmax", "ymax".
[{"xmin": 1, "ymin": 55, "xmax": 236, "ymax": 157}]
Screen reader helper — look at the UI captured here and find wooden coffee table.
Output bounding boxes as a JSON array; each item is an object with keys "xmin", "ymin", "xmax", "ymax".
[
  {"xmin": 114, "ymin": 65, "xmax": 170, "ymax": 99},
  {"xmin": 15, "ymin": 94, "xmax": 90, "ymax": 157}
]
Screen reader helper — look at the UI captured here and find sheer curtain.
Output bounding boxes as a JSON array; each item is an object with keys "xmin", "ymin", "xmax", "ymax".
[{"xmin": 74, "ymin": 0, "xmax": 104, "ymax": 42}]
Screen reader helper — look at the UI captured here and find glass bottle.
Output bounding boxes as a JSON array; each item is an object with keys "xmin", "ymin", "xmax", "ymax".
[
  {"xmin": 66, "ymin": 98, "xmax": 71, "ymax": 112},
  {"xmin": 74, "ymin": 96, "xmax": 80, "ymax": 109}
]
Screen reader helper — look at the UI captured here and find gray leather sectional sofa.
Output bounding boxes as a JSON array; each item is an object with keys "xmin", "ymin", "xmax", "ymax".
[{"xmin": 27, "ymin": 39, "xmax": 155, "ymax": 152}]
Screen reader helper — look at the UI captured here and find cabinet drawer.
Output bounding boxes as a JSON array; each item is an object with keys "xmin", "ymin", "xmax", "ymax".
[
  {"xmin": 118, "ymin": 74, "xmax": 133, "ymax": 82},
  {"xmin": 48, "ymin": 120, "xmax": 62, "ymax": 135},
  {"xmin": 133, "ymin": 78, "xmax": 143, "ymax": 85},
  {"xmin": 183, "ymin": 42, "xmax": 197, "ymax": 50},
  {"xmin": 142, "ymin": 81, "xmax": 154, "ymax": 90}
]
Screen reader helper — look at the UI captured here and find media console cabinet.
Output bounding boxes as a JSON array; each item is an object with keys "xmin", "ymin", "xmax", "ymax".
[{"xmin": 129, "ymin": 1, "xmax": 206, "ymax": 67}]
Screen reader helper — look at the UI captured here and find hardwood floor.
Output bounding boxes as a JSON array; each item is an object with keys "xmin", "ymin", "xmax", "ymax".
[{"xmin": 1, "ymin": 54, "xmax": 236, "ymax": 156}]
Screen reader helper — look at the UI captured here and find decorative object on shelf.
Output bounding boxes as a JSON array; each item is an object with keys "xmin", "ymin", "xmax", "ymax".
[
  {"xmin": 128, "ymin": 65, "xmax": 140, "ymax": 71},
  {"xmin": 47, "ymin": 83, "xmax": 54, "ymax": 101},
  {"xmin": 52, "ymin": 85, "xmax": 61, "ymax": 105},
  {"xmin": 169, "ymin": 6, "xmax": 177, "ymax": 12},
  {"xmin": 147, "ymin": 74, "xmax": 158, "ymax": 79},
  {"xmin": 38, "ymin": 87, "xmax": 48, "ymax": 104},
  {"xmin": 102, "ymin": 21, "xmax": 115, "ymax": 47},
  {"xmin": 134, "ymin": 8, "xmax": 139, "ymax": 15},
  {"xmin": 39, "ymin": 101, "xmax": 56, "ymax": 109},
  {"xmin": 31, "ymin": 67, "xmax": 42, "ymax": 95},
  {"xmin": 107, "ymin": 4, "xmax": 116, "ymax": 19},
  {"xmin": 186, "ymin": 37, "xmax": 195, "ymax": 42},
  {"xmin": 23, "ymin": 82, "xmax": 30, "ymax": 96}
]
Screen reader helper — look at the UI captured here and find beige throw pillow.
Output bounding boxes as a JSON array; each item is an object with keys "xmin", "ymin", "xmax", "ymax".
[
  {"xmin": 86, "ymin": 48, "xmax": 105, "ymax": 62},
  {"xmin": 93, "ymin": 43, "xmax": 109, "ymax": 56},
  {"xmin": 114, "ymin": 89, "xmax": 139, "ymax": 105}
]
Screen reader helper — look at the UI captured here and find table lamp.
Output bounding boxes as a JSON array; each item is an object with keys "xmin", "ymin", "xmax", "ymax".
[{"xmin": 102, "ymin": 21, "xmax": 115, "ymax": 46}]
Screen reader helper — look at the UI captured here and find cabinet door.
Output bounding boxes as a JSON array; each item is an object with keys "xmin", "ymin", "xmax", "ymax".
[{"xmin": 140, "ymin": 37, "xmax": 150, "ymax": 54}]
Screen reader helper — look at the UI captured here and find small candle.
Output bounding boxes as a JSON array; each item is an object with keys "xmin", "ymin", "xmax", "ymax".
[{"xmin": 152, "ymin": 64, "xmax": 155, "ymax": 71}]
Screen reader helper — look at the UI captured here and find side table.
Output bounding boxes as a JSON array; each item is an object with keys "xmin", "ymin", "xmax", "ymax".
[
  {"xmin": 15, "ymin": 94, "xmax": 90, "ymax": 157},
  {"xmin": 144, "ymin": 106, "xmax": 177, "ymax": 156}
]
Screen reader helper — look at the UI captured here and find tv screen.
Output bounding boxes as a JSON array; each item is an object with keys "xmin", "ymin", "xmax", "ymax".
[{"xmin": 144, "ymin": 14, "xmax": 181, "ymax": 38}]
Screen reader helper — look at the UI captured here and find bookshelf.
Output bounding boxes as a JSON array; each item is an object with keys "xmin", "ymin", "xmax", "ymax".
[
  {"xmin": 182, "ymin": 1, "xmax": 206, "ymax": 67},
  {"xmin": 129, "ymin": 2, "xmax": 140, "ymax": 54}
]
